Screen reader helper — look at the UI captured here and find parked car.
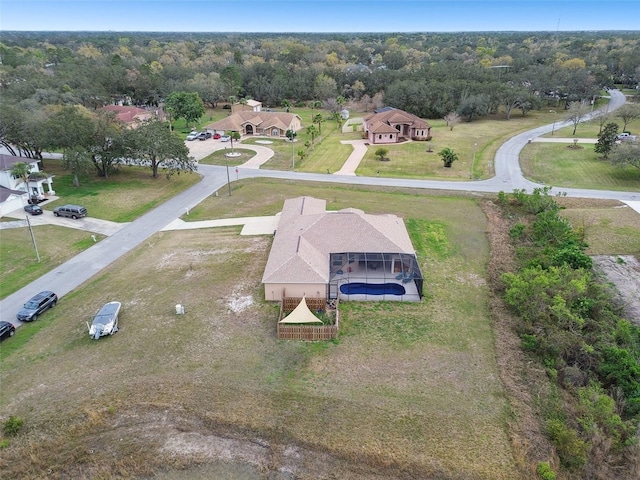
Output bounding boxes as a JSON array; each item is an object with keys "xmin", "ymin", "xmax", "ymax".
[
  {"xmin": 186, "ymin": 131, "xmax": 199, "ymax": 141},
  {"xmin": 16, "ymin": 291, "xmax": 58, "ymax": 322},
  {"xmin": 53, "ymin": 204, "xmax": 87, "ymax": 219},
  {"xmin": 0, "ymin": 321, "xmax": 16, "ymax": 341},
  {"xmin": 213, "ymin": 133, "xmax": 221, "ymax": 139},
  {"xmin": 87, "ymin": 301, "xmax": 121, "ymax": 339},
  {"xmin": 197, "ymin": 131, "xmax": 212, "ymax": 140},
  {"xmin": 24, "ymin": 204, "xmax": 43, "ymax": 215},
  {"xmin": 220, "ymin": 135, "xmax": 231, "ymax": 142}
]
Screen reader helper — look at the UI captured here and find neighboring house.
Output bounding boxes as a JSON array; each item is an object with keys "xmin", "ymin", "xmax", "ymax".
[
  {"xmin": 207, "ymin": 111, "xmax": 302, "ymax": 138},
  {"xmin": 262, "ymin": 196, "xmax": 423, "ymax": 302},
  {"xmin": 100, "ymin": 105, "xmax": 164, "ymax": 128},
  {"xmin": 0, "ymin": 154, "xmax": 55, "ymax": 216},
  {"xmin": 231, "ymin": 99, "xmax": 262, "ymax": 114},
  {"xmin": 363, "ymin": 107, "xmax": 431, "ymax": 144}
]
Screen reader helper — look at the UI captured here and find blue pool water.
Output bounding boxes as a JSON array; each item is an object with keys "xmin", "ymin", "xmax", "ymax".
[{"xmin": 340, "ymin": 282, "xmax": 406, "ymax": 296}]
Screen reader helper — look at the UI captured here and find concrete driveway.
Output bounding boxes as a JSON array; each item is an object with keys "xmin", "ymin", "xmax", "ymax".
[{"xmin": 186, "ymin": 137, "xmax": 274, "ymax": 167}]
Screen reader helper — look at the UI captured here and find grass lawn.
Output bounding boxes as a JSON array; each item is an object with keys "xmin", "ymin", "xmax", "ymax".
[
  {"xmin": 0, "ymin": 161, "xmax": 201, "ymax": 299},
  {"xmin": 0, "ymin": 181, "xmax": 520, "ymax": 479},
  {"xmin": 0, "ymin": 226, "xmax": 101, "ymax": 299},
  {"xmin": 520, "ymin": 142, "xmax": 640, "ymax": 191},
  {"xmin": 37, "ymin": 160, "xmax": 202, "ymax": 222}
]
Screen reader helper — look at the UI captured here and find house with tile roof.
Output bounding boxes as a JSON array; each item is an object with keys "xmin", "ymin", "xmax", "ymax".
[
  {"xmin": 363, "ymin": 107, "xmax": 431, "ymax": 144},
  {"xmin": 262, "ymin": 196, "xmax": 423, "ymax": 302},
  {"xmin": 207, "ymin": 111, "xmax": 302, "ymax": 138},
  {"xmin": 100, "ymin": 105, "xmax": 164, "ymax": 128}
]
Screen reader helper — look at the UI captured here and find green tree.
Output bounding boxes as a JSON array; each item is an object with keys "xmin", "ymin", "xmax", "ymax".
[
  {"xmin": 43, "ymin": 105, "xmax": 94, "ymax": 154},
  {"xmin": 615, "ymin": 103, "xmax": 640, "ymax": 132},
  {"xmin": 62, "ymin": 146, "xmax": 93, "ymax": 187},
  {"xmin": 594, "ymin": 122, "xmax": 619, "ymax": 159},
  {"xmin": 374, "ymin": 147, "xmax": 389, "ymax": 161},
  {"xmin": 438, "ymin": 147, "xmax": 458, "ymax": 167},
  {"xmin": 609, "ymin": 142, "xmax": 640, "ymax": 171},
  {"xmin": 457, "ymin": 94, "xmax": 490, "ymax": 122},
  {"xmin": 125, "ymin": 120, "xmax": 195, "ymax": 178},
  {"xmin": 312, "ymin": 113, "xmax": 324, "ymax": 134},
  {"xmin": 165, "ymin": 91, "xmax": 205, "ymax": 130},
  {"xmin": 285, "ymin": 129, "xmax": 296, "ymax": 142}
]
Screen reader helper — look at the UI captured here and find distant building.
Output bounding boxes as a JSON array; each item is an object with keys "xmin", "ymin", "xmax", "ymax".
[
  {"xmin": 231, "ymin": 99, "xmax": 262, "ymax": 114},
  {"xmin": 101, "ymin": 105, "xmax": 164, "ymax": 128},
  {"xmin": 363, "ymin": 107, "xmax": 431, "ymax": 144},
  {"xmin": 0, "ymin": 154, "xmax": 55, "ymax": 216},
  {"xmin": 207, "ymin": 111, "xmax": 302, "ymax": 138}
]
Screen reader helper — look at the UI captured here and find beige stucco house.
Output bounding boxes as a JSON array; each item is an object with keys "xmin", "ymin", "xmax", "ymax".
[
  {"xmin": 208, "ymin": 111, "xmax": 302, "ymax": 138},
  {"xmin": 262, "ymin": 196, "xmax": 423, "ymax": 302},
  {"xmin": 363, "ymin": 107, "xmax": 431, "ymax": 144}
]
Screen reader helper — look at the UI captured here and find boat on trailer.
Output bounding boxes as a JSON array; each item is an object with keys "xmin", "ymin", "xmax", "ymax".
[{"xmin": 87, "ymin": 301, "xmax": 121, "ymax": 339}]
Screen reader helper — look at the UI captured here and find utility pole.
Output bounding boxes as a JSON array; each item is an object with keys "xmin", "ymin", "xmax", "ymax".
[{"xmin": 26, "ymin": 215, "xmax": 40, "ymax": 262}]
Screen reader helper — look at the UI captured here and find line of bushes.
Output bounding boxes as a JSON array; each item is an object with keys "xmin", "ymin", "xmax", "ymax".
[{"xmin": 497, "ymin": 187, "xmax": 639, "ymax": 476}]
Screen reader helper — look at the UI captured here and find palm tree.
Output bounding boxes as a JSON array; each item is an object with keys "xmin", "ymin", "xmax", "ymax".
[
  {"xmin": 438, "ymin": 147, "xmax": 458, "ymax": 168},
  {"xmin": 11, "ymin": 162, "xmax": 33, "ymax": 198},
  {"xmin": 309, "ymin": 100, "xmax": 321, "ymax": 118},
  {"xmin": 306, "ymin": 125, "xmax": 318, "ymax": 149},
  {"xmin": 312, "ymin": 113, "xmax": 324, "ymax": 134},
  {"xmin": 282, "ymin": 99, "xmax": 291, "ymax": 112}
]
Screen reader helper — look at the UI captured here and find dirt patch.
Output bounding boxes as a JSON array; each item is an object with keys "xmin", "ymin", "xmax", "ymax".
[{"xmin": 592, "ymin": 255, "xmax": 640, "ymax": 324}]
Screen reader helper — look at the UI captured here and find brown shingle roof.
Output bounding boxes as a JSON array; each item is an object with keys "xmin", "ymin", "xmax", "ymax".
[
  {"xmin": 262, "ymin": 197, "xmax": 415, "ymax": 285},
  {"xmin": 208, "ymin": 111, "xmax": 301, "ymax": 132}
]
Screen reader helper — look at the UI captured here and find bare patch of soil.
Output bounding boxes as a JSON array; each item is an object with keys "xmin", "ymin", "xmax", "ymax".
[{"xmin": 592, "ymin": 255, "xmax": 640, "ymax": 324}]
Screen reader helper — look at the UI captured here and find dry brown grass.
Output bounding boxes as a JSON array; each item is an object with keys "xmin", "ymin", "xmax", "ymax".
[{"xmin": 0, "ymin": 185, "xmax": 523, "ymax": 479}]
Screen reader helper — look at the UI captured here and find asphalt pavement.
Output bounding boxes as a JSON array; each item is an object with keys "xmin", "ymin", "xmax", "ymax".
[{"xmin": 1, "ymin": 89, "xmax": 637, "ymax": 324}]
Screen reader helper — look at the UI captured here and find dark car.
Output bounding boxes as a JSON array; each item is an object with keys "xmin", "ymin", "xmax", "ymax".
[
  {"xmin": 24, "ymin": 204, "xmax": 43, "ymax": 215},
  {"xmin": 16, "ymin": 291, "xmax": 58, "ymax": 322},
  {"xmin": 197, "ymin": 131, "xmax": 212, "ymax": 140},
  {"xmin": 0, "ymin": 321, "xmax": 16, "ymax": 341}
]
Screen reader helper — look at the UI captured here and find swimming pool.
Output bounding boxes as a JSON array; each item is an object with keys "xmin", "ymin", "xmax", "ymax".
[{"xmin": 339, "ymin": 282, "xmax": 406, "ymax": 296}]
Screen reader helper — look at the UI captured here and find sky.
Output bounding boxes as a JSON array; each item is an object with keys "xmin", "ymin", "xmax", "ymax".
[{"xmin": 1, "ymin": 0, "xmax": 638, "ymax": 33}]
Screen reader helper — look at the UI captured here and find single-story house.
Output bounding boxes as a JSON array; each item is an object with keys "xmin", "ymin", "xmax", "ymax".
[
  {"xmin": 0, "ymin": 154, "xmax": 55, "ymax": 216},
  {"xmin": 231, "ymin": 99, "xmax": 262, "ymax": 114},
  {"xmin": 207, "ymin": 111, "xmax": 302, "ymax": 138},
  {"xmin": 363, "ymin": 107, "xmax": 431, "ymax": 144},
  {"xmin": 262, "ymin": 196, "xmax": 423, "ymax": 302},
  {"xmin": 100, "ymin": 105, "xmax": 164, "ymax": 128}
]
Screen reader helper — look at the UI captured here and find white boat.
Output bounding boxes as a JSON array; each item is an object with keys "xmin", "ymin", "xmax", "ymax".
[{"xmin": 87, "ymin": 301, "xmax": 121, "ymax": 340}]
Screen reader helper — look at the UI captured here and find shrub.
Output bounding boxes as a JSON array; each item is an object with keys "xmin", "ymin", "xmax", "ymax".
[
  {"xmin": 3, "ymin": 416, "xmax": 24, "ymax": 437},
  {"xmin": 546, "ymin": 418, "xmax": 588, "ymax": 469},
  {"xmin": 536, "ymin": 461, "xmax": 557, "ymax": 480}
]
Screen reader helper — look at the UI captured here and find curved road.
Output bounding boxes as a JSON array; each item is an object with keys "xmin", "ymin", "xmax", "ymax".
[{"xmin": 1, "ymin": 90, "xmax": 636, "ymax": 322}]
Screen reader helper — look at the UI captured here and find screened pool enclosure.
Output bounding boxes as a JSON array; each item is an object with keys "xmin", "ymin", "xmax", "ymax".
[{"xmin": 328, "ymin": 252, "xmax": 423, "ymax": 302}]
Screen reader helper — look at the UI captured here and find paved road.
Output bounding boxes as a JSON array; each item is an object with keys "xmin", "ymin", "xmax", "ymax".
[{"xmin": 1, "ymin": 90, "xmax": 637, "ymax": 323}]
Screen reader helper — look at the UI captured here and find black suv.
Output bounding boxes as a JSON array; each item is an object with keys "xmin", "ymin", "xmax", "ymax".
[
  {"xmin": 0, "ymin": 321, "xmax": 16, "ymax": 340},
  {"xmin": 197, "ymin": 131, "xmax": 212, "ymax": 140},
  {"xmin": 16, "ymin": 291, "xmax": 58, "ymax": 322}
]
